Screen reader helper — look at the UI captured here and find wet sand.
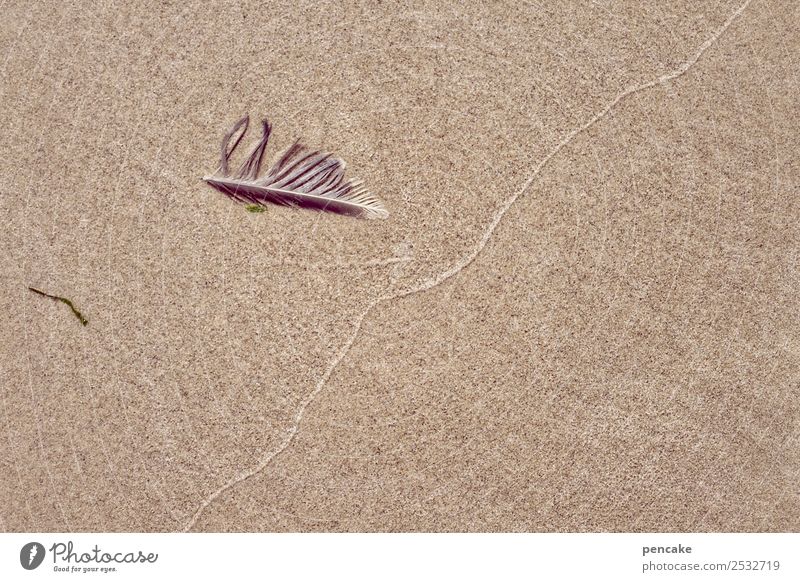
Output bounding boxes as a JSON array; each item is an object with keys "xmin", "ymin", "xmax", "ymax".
[{"xmin": 1, "ymin": 0, "xmax": 798, "ymax": 531}]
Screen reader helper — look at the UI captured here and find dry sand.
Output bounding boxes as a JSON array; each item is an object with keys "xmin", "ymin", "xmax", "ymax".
[{"xmin": 1, "ymin": 0, "xmax": 798, "ymax": 532}]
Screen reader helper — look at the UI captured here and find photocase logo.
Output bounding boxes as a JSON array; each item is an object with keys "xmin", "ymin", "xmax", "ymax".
[
  {"xmin": 20, "ymin": 542, "xmax": 46, "ymax": 570},
  {"xmin": 16, "ymin": 539, "xmax": 159, "ymax": 574}
]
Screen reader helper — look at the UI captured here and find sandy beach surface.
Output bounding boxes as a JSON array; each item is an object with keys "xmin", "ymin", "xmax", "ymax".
[{"xmin": 1, "ymin": 0, "xmax": 798, "ymax": 531}]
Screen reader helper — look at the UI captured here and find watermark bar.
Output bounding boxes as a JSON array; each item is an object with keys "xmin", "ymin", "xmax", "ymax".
[{"xmin": 1, "ymin": 533, "xmax": 797, "ymax": 581}]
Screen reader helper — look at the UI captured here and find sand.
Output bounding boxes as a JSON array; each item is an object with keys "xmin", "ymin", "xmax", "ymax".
[{"xmin": 1, "ymin": 0, "xmax": 798, "ymax": 532}]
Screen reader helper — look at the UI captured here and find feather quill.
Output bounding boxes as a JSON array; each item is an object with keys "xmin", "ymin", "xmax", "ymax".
[{"xmin": 203, "ymin": 115, "xmax": 388, "ymax": 220}]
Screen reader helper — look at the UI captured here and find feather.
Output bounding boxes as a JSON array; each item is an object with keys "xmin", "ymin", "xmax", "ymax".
[{"xmin": 203, "ymin": 115, "xmax": 389, "ymax": 220}]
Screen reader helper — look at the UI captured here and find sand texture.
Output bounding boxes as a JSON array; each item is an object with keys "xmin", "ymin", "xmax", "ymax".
[{"xmin": 1, "ymin": 0, "xmax": 798, "ymax": 532}]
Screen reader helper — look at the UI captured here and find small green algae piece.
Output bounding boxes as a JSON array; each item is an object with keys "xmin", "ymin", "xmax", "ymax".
[{"xmin": 28, "ymin": 287, "xmax": 88, "ymax": 326}]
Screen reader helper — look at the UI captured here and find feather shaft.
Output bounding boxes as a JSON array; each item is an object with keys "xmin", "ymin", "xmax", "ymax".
[{"xmin": 203, "ymin": 176, "xmax": 389, "ymax": 219}]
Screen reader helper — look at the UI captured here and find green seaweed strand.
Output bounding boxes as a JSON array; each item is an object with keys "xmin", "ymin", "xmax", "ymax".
[
  {"xmin": 28, "ymin": 287, "xmax": 88, "ymax": 326},
  {"xmin": 245, "ymin": 204, "xmax": 266, "ymax": 213}
]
